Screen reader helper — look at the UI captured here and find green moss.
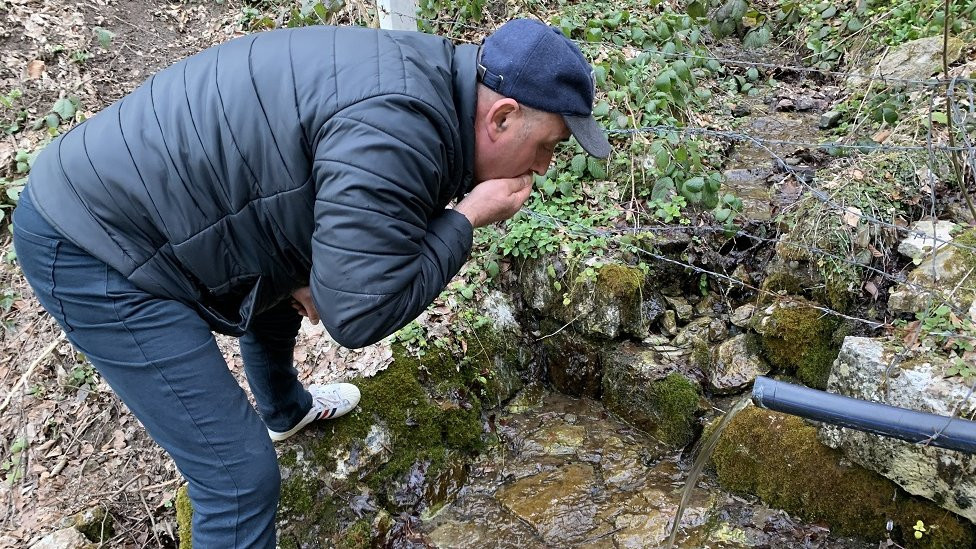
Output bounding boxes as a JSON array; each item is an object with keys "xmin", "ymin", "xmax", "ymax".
[
  {"xmin": 759, "ymin": 300, "xmax": 840, "ymax": 389},
  {"xmin": 596, "ymin": 263, "xmax": 644, "ymax": 300},
  {"xmin": 650, "ymin": 373, "xmax": 701, "ymax": 447},
  {"xmin": 943, "ymin": 229, "xmax": 976, "ymax": 284},
  {"xmin": 713, "ymin": 408, "xmax": 975, "ymax": 547},
  {"xmin": 602, "ymin": 358, "xmax": 701, "ymax": 449},
  {"xmin": 337, "ymin": 519, "xmax": 372, "ymax": 549},
  {"xmin": 175, "ymin": 484, "xmax": 192, "ymax": 549}
]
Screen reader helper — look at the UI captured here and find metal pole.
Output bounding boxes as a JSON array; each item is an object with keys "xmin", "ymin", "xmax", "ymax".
[{"xmin": 376, "ymin": 0, "xmax": 417, "ymax": 31}]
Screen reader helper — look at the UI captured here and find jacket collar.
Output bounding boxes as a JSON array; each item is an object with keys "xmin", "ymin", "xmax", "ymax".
[{"xmin": 452, "ymin": 43, "xmax": 478, "ymax": 198}]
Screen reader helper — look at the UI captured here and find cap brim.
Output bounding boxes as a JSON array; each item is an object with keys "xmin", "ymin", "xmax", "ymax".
[{"xmin": 563, "ymin": 115, "xmax": 611, "ymax": 159}]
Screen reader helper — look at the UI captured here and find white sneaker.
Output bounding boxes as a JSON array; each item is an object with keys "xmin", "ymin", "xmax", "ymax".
[{"xmin": 267, "ymin": 383, "xmax": 361, "ymax": 442}]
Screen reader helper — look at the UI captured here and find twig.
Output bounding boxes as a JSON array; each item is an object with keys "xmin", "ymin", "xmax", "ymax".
[
  {"xmin": 136, "ymin": 477, "xmax": 163, "ymax": 548},
  {"xmin": 0, "ymin": 332, "xmax": 66, "ymax": 412},
  {"xmin": 943, "ymin": 0, "xmax": 976, "ymax": 223},
  {"xmin": 535, "ymin": 312, "xmax": 585, "ymax": 341}
]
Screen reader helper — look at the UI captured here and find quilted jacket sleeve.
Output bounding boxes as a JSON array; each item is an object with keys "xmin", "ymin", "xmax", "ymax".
[{"xmin": 310, "ymin": 95, "xmax": 473, "ymax": 348}]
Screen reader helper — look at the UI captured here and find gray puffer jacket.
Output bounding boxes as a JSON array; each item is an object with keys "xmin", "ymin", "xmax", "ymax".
[{"xmin": 27, "ymin": 26, "xmax": 478, "ymax": 347}]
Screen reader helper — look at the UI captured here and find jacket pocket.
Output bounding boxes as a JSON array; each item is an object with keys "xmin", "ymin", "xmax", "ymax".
[{"xmin": 195, "ymin": 275, "xmax": 263, "ymax": 336}]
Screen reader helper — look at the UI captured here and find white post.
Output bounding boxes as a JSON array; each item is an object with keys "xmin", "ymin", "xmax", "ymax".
[{"xmin": 376, "ymin": 0, "xmax": 417, "ymax": 31}]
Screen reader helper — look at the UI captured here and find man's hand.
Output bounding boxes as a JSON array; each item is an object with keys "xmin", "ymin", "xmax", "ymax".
[
  {"xmin": 454, "ymin": 174, "xmax": 533, "ymax": 228},
  {"xmin": 290, "ymin": 286, "xmax": 320, "ymax": 324}
]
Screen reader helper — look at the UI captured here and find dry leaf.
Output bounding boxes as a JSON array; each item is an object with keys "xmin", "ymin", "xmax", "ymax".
[
  {"xmin": 842, "ymin": 206, "xmax": 862, "ymax": 227},
  {"xmin": 863, "ymin": 281, "xmax": 878, "ymax": 299},
  {"xmin": 872, "ymin": 129, "xmax": 891, "ymax": 143},
  {"xmin": 26, "ymin": 59, "xmax": 45, "ymax": 79},
  {"xmin": 852, "ymin": 169, "xmax": 864, "ymax": 180}
]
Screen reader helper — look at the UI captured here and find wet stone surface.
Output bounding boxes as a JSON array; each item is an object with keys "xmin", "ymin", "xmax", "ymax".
[{"xmin": 419, "ymin": 389, "xmax": 871, "ymax": 548}]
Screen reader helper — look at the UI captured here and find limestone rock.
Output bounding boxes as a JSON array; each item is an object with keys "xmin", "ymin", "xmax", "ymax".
[
  {"xmin": 521, "ymin": 258, "xmax": 665, "ymax": 339},
  {"xmin": 664, "ymin": 295, "xmax": 694, "ymax": 322},
  {"xmin": 851, "ymin": 36, "xmax": 964, "ymax": 86},
  {"xmin": 889, "ymin": 229, "xmax": 976, "ymax": 315},
  {"xmin": 730, "ymin": 304, "xmax": 755, "ymax": 327},
  {"xmin": 819, "ymin": 336, "xmax": 976, "ymax": 523},
  {"xmin": 897, "ymin": 219, "xmax": 957, "ymax": 260},
  {"xmin": 497, "ymin": 463, "xmax": 600, "ymax": 545},
  {"xmin": 708, "ymin": 334, "xmax": 769, "ymax": 394},
  {"xmin": 601, "ymin": 342, "xmax": 702, "ymax": 448},
  {"xmin": 540, "ymin": 325, "xmax": 604, "ymax": 398},
  {"xmin": 69, "ymin": 506, "xmax": 113, "ymax": 543},
  {"xmin": 31, "ymin": 529, "xmax": 95, "ymax": 549},
  {"xmin": 818, "ymin": 110, "xmax": 842, "ymax": 129}
]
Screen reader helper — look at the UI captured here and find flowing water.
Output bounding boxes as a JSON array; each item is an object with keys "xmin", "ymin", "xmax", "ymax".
[
  {"xmin": 663, "ymin": 397, "xmax": 752, "ymax": 549},
  {"xmin": 419, "ymin": 387, "xmax": 870, "ymax": 548}
]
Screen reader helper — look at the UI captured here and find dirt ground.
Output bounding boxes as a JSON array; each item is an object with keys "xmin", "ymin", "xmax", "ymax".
[{"xmin": 0, "ymin": 1, "xmax": 403, "ymax": 546}]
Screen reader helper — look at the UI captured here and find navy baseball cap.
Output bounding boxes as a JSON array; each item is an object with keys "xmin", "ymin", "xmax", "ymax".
[{"xmin": 479, "ymin": 19, "xmax": 612, "ymax": 159}]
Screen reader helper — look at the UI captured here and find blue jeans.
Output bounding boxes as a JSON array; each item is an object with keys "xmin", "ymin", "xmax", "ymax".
[{"xmin": 12, "ymin": 189, "xmax": 312, "ymax": 548}]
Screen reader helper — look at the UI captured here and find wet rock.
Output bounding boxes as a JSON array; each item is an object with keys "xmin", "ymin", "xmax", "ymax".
[
  {"xmin": 850, "ymin": 35, "xmax": 964, "ymax": 86},
  {"xmin": 540, "ymin": 325, "xmax": 603, "ymax": 398},
  {"xmin": 731, "ymin": 103, "xmax": 752, "ymax": 117},
  {"xmin": 730, "ymin": 303, "xmax": 755, "ymax": 328},
  {"xmin": 753, "ymin": 298, "xmax": 841, "ymax": 389},
  {"xmin": 664, "ymin": 295, "xmax": 694, "ymax": 322},
  {"xmin": 31, "ymin": 528, "xmax": 95, "ymax": 549},
  {"xmin": 896, "ymin": 219, "xmax": 958, "ymax": 260},
  {"xmin": 601, "ymin": 342, "xmax": 702, "ymax": 448},
  {"xmin": 425, "ymin": 495, "xmax": 546, "ymax": 548},
  {"xmin": 707, "ymin": 333, "xmax": 770, "ymax": 394},
  {"xmin": 660, "ymin": 309, "xmax": 679, "ymax": 336},
  {"xmin": 723, "ymin": 168, "xmax": 774, "ymax": 222},
  {"xmin": 820, "ymin": 336, "xmax": 976, "ymax": 524},
  {"xmin": 889, "ymin": 228, "xmax": 976, "ymax": 315},
  {"xmin": 496, "ymin": 463, "xmax": 600, "ymax": 545},
  {"xmin": 819, "ymin": 110, "xmax": 842, "ymax": 129},
  {"xmin": 775, "ymin": 98, "xmax": 795, "ymax": 111},
  {"xmin": 713, "ymin": 406, "xmax": 976, "ymax": 545},
  {"xmin": 521, "ymin": 422, "xmax": 587, "ymax": 457},
  {"xmin": 69, "ymin": 506, "xmax": 113, "ymax": 543}
]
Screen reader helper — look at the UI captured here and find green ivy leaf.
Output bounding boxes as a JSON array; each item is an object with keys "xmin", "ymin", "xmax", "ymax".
[
  {"xmin": 684, "ymin": 176, "xmax": 705, "ymax": 193},
  {"xmin": 651, "ymin": 177, "xmax": 675, "ymax": 201},
  {"xmin": 570, "ymin": 154, "xmax": 587, "ymax": 176},
  {"xmin": 655, "ymin": 72, "xmax": 672, "ymax": 92},
  {"xmin": 52, "ymin": 98, "xmax": 76, "ymax": 121},
  {"xmin": 592, "ymin": 100, "xmax": 610, "ymax": 118},
  {"xmin": 587, "ymin": 157, "xmax": 607, "ymax": 179},
  {"xmin": 94, "ymin": 26, "xmax": 115, "ymax": 49}
]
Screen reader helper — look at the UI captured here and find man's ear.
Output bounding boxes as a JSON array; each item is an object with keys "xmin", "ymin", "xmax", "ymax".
[{"xmin": 485, "ymin": 98, "xmax": 520, "ymax": 142}]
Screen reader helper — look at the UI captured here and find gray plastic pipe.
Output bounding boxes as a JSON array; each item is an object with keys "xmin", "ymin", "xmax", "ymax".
[{"xmin": 751, "ymin": 376, "xmax": 976, "ymax": 454}]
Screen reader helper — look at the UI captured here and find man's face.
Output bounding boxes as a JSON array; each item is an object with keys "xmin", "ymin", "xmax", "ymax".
[{"xmin": 474, "ymin": 101, "xmax": 571, "ymax": 182}]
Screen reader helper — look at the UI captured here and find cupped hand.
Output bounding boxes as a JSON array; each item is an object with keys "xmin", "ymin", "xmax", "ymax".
[{"xmin": 454, "ymin": 173, "xmax": 534, "ymax": 228}]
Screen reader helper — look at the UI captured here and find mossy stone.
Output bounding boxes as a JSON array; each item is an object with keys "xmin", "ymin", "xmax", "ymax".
[
  {"xmin": 601, "ymin": 345, "xmax": 701, "ymax": 449},
  {"xmin": 757, "ymin": 300, "xmax": 840, "ymax": 389},
  {"xmin": 713, "ymin": 407, "xmax": 976, "ymax": 546},
  {"xmin": 175, "ymin": 484, "xmax": 192, "ymax": 549}
]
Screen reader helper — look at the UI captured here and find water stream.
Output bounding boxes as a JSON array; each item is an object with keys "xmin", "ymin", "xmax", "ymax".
[
  {"xmin": 663, "ymin": 397, "xmax": 752, "ymax": 549},
  {"xmin": 419, "ymin": 387, "xmax": 869, "ymax": 548}
]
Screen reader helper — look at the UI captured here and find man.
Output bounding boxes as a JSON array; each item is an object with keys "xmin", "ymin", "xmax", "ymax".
[{"xmin": 12, "ymin": 18, "xmax": 610, "ymax": 547}]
